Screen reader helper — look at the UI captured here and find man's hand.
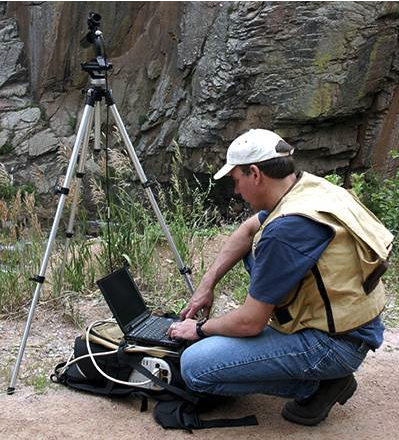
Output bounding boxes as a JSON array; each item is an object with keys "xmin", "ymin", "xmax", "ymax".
[
  {"xmin": 180, "ymin": 284, "xmax": 214, "ymax": 319},
  {"xmin": 168, "ymin": 319, "xmax": 199, "ymax": 341}
]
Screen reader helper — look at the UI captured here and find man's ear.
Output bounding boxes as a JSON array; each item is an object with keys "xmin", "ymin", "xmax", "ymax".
[{"xmin": 249, "ymin": 164, "xmax": 262, "ymax": 182}]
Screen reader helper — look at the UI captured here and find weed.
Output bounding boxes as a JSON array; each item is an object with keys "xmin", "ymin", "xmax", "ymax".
[
  {"xmin": 0, "ymin": 142, "xmax": 13, "ymax": 156},
  {"xmin": 0, "ymin": 239, "xmax": 44, "ymax": 314},
  {"xmin": 0, "ymin": 179, "xmax": 45, "ymax": 314},
  {"xmin": 325, "ymin": 170, "xmax": 398, "ymax": 246},
  {"xmin": 63, "ymin": 238, "xmax": 97, "ymax": 293},
  {"xmin": 0, "ymin": 234, "xmax": 44, "ymax": 315},
  {"xmin": 217, "ymin": 260, "xmax": 250, "ymax": 305},
  {"xmin": 0, "ymin": 358, "xmax": 13, "ymax": 387},
  {"xmin": 352, "ymin": 171, "xmax": 399, "ymax": 243},
  {"xmin": 324, "ymin": 173, "xmax": 343, "ymax": 186},
  {"xmin": 0, "ymin": 163, "xmax": 15, "ymax": 201},
  {"xmin": 68, "ymin": 115, "xmax": 77, "ymax": 132},
  {"xmin": 61, "ymin": 293, "xmax": 86, "ymax": 329},
  {"xmin": 156, "ymin": 141, "xmax": 219, "ymax": 272},
  {"xmin": 94, "ymin": 186, "xmax": 162, "ymax": 281},
  {"xmin": 30, "ymin": 371, "xmax": 49, "ymax": 394}
]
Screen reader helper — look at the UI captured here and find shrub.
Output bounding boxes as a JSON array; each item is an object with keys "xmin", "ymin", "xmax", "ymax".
[
  {"xmin": 351, "ymin": 171, "xmax": 399, "ymax": 243},
  {"xmin": 325, "ymin": 170, "xmax": 399, "ymax": 246}
]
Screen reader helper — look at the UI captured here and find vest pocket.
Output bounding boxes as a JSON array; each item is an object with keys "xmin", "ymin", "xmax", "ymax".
[
  {"xmin": 363, "ymin": 260, "xmax": 389, "ymax": 294},
  {"xmin": 355, "ymin": 240, "xmax": 389, "ymax": 294}
]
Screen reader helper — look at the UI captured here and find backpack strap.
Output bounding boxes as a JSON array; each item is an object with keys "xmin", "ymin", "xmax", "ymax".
[
  {"xmin": 153, "ymin": 399, "xmax": 258, "ymax": 431},
  {"xmin": 132, "ymin": 391, "xmax": 150, "ymax": 412},
  {"xmin": 61, "ymin": 378, "xmax": 126, "ymax": 395},
  {"xmin": 199, "ymin": 415, "xmax": 259, "ymax": 429},
  {"xmin": 117, "ymin": 349, "xmax": 198, "ymax": 404}
]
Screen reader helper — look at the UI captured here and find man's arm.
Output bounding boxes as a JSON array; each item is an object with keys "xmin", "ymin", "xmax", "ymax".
[
  {"xmin": 170, "ymin": 295, "xmax": 274, "ymax": 340},
  {"xmin": 180, "ymin": 214, "xmax": 261, "ymax": 319}
]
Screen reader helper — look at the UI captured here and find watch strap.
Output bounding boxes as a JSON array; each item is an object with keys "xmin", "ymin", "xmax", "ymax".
[{"xmin": 196, "ymin": 318, "xmax": 208, "ymax": 339}]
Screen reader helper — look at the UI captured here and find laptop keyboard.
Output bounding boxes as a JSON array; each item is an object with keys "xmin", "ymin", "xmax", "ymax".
[{"xmin": 129, "ymin": 316, "xmax": 173, "ymax": 340}]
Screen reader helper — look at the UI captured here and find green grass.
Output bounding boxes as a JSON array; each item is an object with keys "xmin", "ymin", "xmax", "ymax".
[
  {"xmin": 0, "ymin": 240, "xmax": 44, "ymax": 314},
  {"xmin": 63, "ymin": 238, "xmax": 97, "ymax": 293},
  {"xmin": 326, "ymin": 170, "xmax": 399, "ymax": 247},
  {"xmin": 218, "ymin": 261, "xmax": 250, "ymax": 305},
  {"xmin": 0, "ymin": 142, "xmax": 13, "ymax": 156},
  {"xmin": 28, "ymin": 371, "xmax": 49, "ymax": 394}
]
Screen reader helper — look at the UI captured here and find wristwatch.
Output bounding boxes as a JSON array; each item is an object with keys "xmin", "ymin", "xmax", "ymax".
[{"xmin": 196, "ymin": 318, "xmax": 208, "ymax": 339}]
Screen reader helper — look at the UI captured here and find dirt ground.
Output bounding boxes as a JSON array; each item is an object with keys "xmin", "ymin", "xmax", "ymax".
[{"xmin": 1, "ymin": 294, "xmax": 398, "ymax": 440}]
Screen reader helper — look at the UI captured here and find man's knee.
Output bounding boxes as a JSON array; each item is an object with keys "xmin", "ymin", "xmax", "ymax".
[
  {"xmin": 180, "ymin": 344, "xmax": 201, "ymax": 391},
  {"xmin": 180, "ymin": 341, "xmax": 217, "ymax": 393}
]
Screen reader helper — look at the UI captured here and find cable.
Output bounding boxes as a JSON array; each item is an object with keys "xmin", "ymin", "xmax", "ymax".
[
  {"xmin": 99, "ymin": 31, "xmax": 113, "ymax": 274},
  {"xmin": 55, "ymin": 318, "xmax": 120, "ymax": 377},
  {"xmin": 104, "ymin": 102, "xmax": 113, "ymax": 273},
  {"xmin": 85, "ymin": 319, "xmax": 155, "ymax": 387},
  {"xmin": 57, "ymin": 348, "xmax": 118, "ymax": 377}
]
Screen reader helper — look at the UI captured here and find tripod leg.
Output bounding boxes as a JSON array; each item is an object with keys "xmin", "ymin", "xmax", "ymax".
[
  {"xmin": 57, "ymin": 109, "xmax": 94, "ymax": 292},
  {"xmin": 109, "ymin": 103, "xmax": 195, "ymax": 295},
  {"xmin": 94, "ymin": 101, "xmax": 101, "ymax": 151},
  {"xmin": 7, "ymin": 105, "xmax": 95, "ymax": 394}
]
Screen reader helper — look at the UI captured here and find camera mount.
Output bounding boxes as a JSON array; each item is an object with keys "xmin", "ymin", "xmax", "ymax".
[{"xmin": 80, "ymin": 12, "xmax": 112, "ymax": 78}]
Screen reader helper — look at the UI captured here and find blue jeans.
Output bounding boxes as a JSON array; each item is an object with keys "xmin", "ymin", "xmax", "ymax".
[{"xmin": 181, "ymin": 326, "xmax": 368, "ymax": 400}]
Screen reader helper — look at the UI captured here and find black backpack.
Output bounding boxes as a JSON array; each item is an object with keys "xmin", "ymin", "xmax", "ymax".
[{"xmin": 52, "ymin": 335, "xmax": 258, "ymax": 432}]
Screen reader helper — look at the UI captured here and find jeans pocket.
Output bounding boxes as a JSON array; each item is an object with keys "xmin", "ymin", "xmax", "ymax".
[
  {"xmin": 302, "ymin": 349, "xmax": 338, "ymax": 379},
  {"xmin": 330, "ymin": 340, "xmax": 367, "ymax": 372},
  {"xmin": 302, "ymin": 342, "xmax": 365, "ymax": 380}
]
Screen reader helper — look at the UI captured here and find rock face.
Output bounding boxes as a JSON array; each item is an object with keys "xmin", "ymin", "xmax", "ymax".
[{"xmin": 1, "ymin": 1, "xmax": 399, "ymax": 205}]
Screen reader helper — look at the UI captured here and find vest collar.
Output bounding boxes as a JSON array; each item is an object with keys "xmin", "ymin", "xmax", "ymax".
[{"xmin": 266, "ymin": 171, "xmax": 303, "ymax": 219}]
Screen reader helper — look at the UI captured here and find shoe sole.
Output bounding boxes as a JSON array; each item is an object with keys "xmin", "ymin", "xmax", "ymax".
[{"xmin": 282, "ymin": 377, "xmax": 357, "ymax": 426}]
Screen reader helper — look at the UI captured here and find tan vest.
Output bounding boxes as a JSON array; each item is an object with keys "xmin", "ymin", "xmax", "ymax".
[{"xmin": 254, "ymin": 172, "xmax": 394, "ymax": 335}]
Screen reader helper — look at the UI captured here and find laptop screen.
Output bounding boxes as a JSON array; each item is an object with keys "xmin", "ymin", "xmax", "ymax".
[{"xmin": 96, "ymin": 267, "xmax": 148, "ymax": 332}]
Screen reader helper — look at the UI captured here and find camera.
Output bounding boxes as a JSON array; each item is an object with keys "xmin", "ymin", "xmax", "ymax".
[
  {"xmin": 128, "ymin": 357, "xmax": 172, "ymax": 390},
  {"xmin": 88, "ymin": 12, "xmax": 101, "ymax": 31},
  {"xmin": 80, "ymin": 11, "xmax": 102, "ymax": 48}
]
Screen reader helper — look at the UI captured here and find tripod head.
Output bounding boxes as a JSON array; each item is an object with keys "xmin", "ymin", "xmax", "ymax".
[{"xmin": 80, "ymin": 11, "xmax": 112, "ymax": 79}]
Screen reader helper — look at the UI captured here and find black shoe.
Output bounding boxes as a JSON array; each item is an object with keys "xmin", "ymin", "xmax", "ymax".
[{"xmin": 281, "ymin": 374, "xmax": 357, "ymax": 426}]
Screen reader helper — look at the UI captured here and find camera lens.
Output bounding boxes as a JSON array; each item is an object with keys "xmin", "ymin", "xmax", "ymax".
[
  {"xmin": 92, "ymin": 13, "xmax": 101, "ymax": 24},
  {"xmin": 88, "ymin": 11, "xmax": 101, "ymax": 29}
]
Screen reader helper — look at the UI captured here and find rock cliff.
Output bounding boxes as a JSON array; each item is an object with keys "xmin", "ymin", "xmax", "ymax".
[{"xmin": 1, "ymin": 1, "xmax": 399, "ymax": 205}]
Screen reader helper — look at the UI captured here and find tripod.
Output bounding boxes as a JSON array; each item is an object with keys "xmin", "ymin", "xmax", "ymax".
[{"xmin": 7, "ymin": 16, "xmax": 194, "ymax": 394}]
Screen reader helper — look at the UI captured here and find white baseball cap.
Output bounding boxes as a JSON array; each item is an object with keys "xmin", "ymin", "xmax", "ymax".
[{"xmin": 214, "ymin": 129, "xmax": 294, "ymax": 180}]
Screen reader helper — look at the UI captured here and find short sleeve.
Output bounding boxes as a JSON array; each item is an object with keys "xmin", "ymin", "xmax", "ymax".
[{"xmin": 249, "ymin": 215, "xmax": 333, "ymax": 305}]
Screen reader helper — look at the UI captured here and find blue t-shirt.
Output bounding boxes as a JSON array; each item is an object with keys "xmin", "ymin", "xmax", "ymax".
[{"xmin": 244, "ymin": 211, "xmax": 384, "ymax": 349}]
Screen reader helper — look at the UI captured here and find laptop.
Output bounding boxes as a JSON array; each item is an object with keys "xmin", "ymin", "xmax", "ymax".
[{"xmin": 96, "ymin": 267, "xmax": 184, "ymax": 349}]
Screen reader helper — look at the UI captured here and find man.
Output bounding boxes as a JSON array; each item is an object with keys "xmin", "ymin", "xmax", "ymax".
[{"xmin": 168, "ymin": 129, "xmax": 393, "ymax": 426}]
